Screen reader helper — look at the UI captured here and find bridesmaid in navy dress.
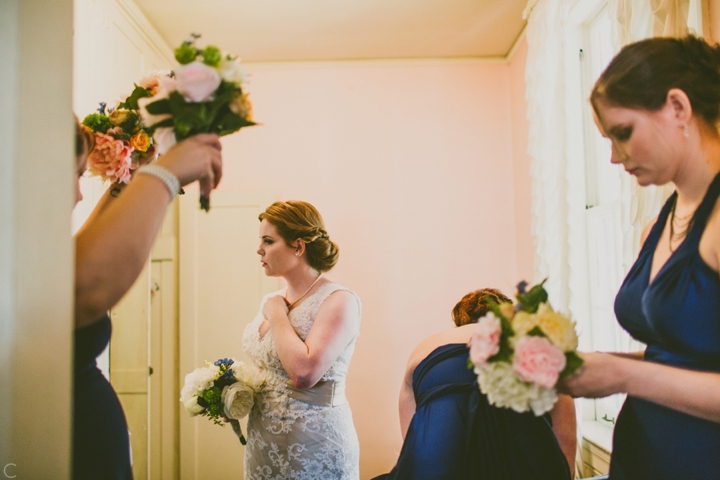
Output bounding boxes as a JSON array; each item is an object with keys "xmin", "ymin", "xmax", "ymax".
[
  {"xmin": 375, "ymin": 289, "xmax": 576, "ymax": 480},
  {"xmin": 561, "ymin": 35, "xmax": 720, "ymax": 479},
  {"xmin": 72, "ymin": 121, "xmax": 223, "ymax": 478}
]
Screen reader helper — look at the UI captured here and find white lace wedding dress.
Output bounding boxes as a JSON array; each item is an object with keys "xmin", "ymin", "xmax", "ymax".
[{"xmin": 242, "ymin": 282, "xmax": 361, "ymax": 480}]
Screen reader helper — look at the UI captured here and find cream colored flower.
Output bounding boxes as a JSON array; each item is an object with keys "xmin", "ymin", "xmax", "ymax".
[
  {"xmin": 475, "ymin": 362, "xmax": 558, "ymax": 416},
  {"xmin": 217, "ymin": 56, "xmax": 247, "ymax": 84},
  {"xmin": 232, "ymin": 361, "xmax": 265, "ymax": 389},
  {"xmin": 511, "ymin": 310, "xmax": 537, "ymax": 336},
  {"xmin": 222, "ymin": 383, "xmax": 255, "ymax": 420},
  {"xmin": 535, "ymin": 304, "xmax": 579, "ymax": 351},
  {"xmin": 184, "ymin": 396, "xmax": 205, "ymax": 416},
  {"xmin": 229, "ymin": 93, "xmax": 253, "ymax": 121}
]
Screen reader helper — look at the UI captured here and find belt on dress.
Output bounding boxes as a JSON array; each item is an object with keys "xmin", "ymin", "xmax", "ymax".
[{"xmin": 286, "ymin": 379, "xmax": 347, "ymax": 407}]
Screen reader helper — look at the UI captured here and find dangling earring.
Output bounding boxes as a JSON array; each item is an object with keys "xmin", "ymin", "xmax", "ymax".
[{"xmin": 683, "ymin": 123, "xmax": 690, "ymax": 138}]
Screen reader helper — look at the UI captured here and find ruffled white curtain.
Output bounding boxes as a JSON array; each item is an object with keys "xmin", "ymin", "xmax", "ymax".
[
  {"xmin": 524, "ymin": 0, "xmax": 689, "ymax": 315},
  {"xmin": 609, "ymin": 0, "xmax": 688, "ymax": 275}
]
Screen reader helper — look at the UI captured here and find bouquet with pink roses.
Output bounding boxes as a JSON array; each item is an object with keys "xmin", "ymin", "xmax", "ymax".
[
  {"xmin": 138, "ymin": 34, "xmax": 255, "ymax": 211},
  {"xmin": 468, "ymin": 280, "xmax": 583, "ymax": 416}
]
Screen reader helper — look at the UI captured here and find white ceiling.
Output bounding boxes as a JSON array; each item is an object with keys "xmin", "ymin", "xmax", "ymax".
[{"xmin": 133, "ymin": 0, "xmax": 528, "ymax": 63}]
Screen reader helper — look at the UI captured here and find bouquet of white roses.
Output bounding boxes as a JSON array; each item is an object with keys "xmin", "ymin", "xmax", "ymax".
[
  {"xmin": 180, "ymin": 358, "xmax": 264, "ymax": 444},
  {"xmin": 138, "ymin": 34, "xmax": 255, "ymax": 211},
  {"xmin": 469, "ymin": 280, "xmax": 583, "ymax": 416}
]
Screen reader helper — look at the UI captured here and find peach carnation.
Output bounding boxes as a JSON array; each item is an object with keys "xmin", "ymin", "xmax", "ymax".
[{"xmin": 87, "ymin": 132, "xmax": 134, "ymax": 184}]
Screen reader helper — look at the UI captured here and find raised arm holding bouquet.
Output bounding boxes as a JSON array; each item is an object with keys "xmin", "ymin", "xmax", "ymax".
[{"xmin": 139, "ymin": 34, "xmax": 255, "ymax": 211}]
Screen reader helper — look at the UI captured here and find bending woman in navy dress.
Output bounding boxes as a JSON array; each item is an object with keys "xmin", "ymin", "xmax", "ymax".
[
  {"xmin": 72, "ymin": 120, "xmax": 224, "ymax": 478},
  {"xmin": 561, "ymin": 36, "xmax": 720, "ymax": 480},
  {"xmin": 375, "ymin": 289, "xmax": 575, "ymax": 480}
]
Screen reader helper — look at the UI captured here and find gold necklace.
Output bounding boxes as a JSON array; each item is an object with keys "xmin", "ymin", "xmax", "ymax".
[
  {"xmin": 668, "ymin": 198, "xmax": 694, "ymax": 252},
  {"xmin": 287, "ymin": 273, "xmax": 323, "ymax": 310}
]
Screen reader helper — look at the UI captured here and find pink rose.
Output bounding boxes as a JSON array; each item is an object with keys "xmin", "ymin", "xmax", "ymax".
[
  {"xmin": 512, "ymin": 336, "xmax": 566, "ymax": 388},
  {"xmin": 87, "ymin": 132, "xmax": 134, "ymax": 184},
  {"xmin": 174, "ymin": 61, "xmax": 221, "ymax": 102},
  {"xmin": 469, "ymin": 313, "xmax": 502, "ymax": 366}
]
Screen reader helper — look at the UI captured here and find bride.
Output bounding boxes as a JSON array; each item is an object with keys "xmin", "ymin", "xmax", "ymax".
[{"xmin": 242, "ymin": 200, "xmax": 361, "ymax": 479}]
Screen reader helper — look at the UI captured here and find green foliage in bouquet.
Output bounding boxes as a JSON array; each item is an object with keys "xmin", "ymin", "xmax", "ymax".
[
  {"xmin": 469, "ymin": 280, "xmax": 583, "ymax": 379},
  {"xmin": 194, "ymin": 360, "xmax": 239, "ymax": 426},
  {"xmin": 82, "ymin": 112, "xmax": 112, "ymax": 134},
  {"xmin": 118, "ymin": 85, "xmax": 152, "ymax": 111},
  {"xmin": 145, "ymin": 82, "xmax": 254, "ymax": 142},
  {"xmin": 143, "ymin": 35, "xmax": 255, "ymax": 143}
]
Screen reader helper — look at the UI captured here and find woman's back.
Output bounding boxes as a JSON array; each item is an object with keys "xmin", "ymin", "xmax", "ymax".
[{"xmin": 377, "ymin": 343, "xmax": 571, "ymax": 480}]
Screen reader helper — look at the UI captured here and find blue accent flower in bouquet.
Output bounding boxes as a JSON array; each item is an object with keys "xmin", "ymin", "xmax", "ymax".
[
  {"xmin": 180, "ymin": 358, "xmax": 265, "ymax": 444},
  {"xmin": 468, "ymin": 280, "xmax": 583, "ymax": 415}
]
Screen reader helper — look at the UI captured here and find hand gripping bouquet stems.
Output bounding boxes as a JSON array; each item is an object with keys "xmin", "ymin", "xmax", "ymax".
[
  {"xmin": 138, "ymin": 34, "xmax": 256, "ymax": 212},
  {"xmin": 468, "ymin": 280, "xmax": 583, "ymax": 416},
  {"xmin": 180, "ymin": 358, "xmax": 264, "ymax": 445}
]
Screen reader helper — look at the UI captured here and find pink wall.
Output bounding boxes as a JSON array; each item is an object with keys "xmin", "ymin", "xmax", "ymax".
[
  {"xmin": 508, "ymin": 37, "xmax": 535, "ymax": 284},
  {"xmin": 708, "ymin": 0, "xmax": 720, "ymax": 43},
  {"xmin": 218, "ymin": 57, "xmax": 531, "ymax": 476}
]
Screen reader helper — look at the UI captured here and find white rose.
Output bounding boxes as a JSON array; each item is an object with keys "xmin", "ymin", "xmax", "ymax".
[
  {"xmin": 174, "ymin": 61, "xmax": 221, "ymax": 102},
  {"xmin": 217, "ymin": 57, "xmax": 247, "ymax": 84},
  {"xmin": 222, "ymin": 383, "xmax": 255, "ymax": 420},
  {"xmin": 137, "ymin": 96, "xmax": 170, "ymax": 130},
  {"xmin": 183, "ymin": 396, "xmax": 205, "ymax": 416},
  {"xmin": 232, "ymin": 361, "xmax": 265, "ymax": 389},
  {"xmin": 153, "ymin": 127, "xmax": 177, "ymax": 155}
]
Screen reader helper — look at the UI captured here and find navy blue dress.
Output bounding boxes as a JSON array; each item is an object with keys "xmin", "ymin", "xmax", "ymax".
[
  {"xmin": 374, "ymin": 344, "xmax": 571, "ymax": 480},
  {"xmin": 74, "ymin": 316, "xmax": 133, "ymax": 479},
  {"xmin": 612, "ymin": 172, "xmax": 720, "ymax": 479}
]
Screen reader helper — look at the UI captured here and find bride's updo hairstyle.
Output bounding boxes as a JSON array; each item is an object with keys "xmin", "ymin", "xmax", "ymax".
[
  {"xmin": 592, "ymin": 35, "xmax": 720, "ymax": 129},
  {"xmin": 452, "ymin": 288, "xmax": 511, "ymax": 327},
  {"xmin": 259, "ymin": 200, "xmax": 339, "ymax": 273}
]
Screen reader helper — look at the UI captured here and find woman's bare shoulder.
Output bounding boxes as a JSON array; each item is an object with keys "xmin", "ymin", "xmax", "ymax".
[{"xmin": 406, "ymin": 324, "xmax": 475, "ymax": 375}]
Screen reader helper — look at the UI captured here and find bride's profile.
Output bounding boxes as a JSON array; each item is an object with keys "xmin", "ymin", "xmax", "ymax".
[{"xmin": 242, "ymin": 200, "xmax": 361, "ymax": 479}]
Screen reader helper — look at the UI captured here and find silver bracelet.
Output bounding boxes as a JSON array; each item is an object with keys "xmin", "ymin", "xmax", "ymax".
[{"xmin": 135, "ymin": 165, "xmax": 181, "ymax": 201}]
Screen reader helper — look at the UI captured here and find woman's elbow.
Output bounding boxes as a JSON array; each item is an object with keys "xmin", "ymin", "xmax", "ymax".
[
  {"xmin": 74, "ymin": 281, "xmax": 113, "ymax": 326},
  {"xmin": 289, "ymin": 364, "xmax": 324, "ymax": 390},
  {"xmin": 291, "ymin": 376, "xmax": 313, "ymax": 390}
]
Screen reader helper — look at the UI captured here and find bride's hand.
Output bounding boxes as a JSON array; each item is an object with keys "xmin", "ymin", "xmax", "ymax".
[{"xmin": 262, "ymin": 295, "xmax": 289, "ymax": 322}]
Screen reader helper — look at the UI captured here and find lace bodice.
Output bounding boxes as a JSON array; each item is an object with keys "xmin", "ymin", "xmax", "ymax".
[
  {"xmin": 241, "ymin": 282, "xmax": 362, "ymax": 479},
  {"xmin": 243, "ymin": 282, "xmax": 360, "ymax": 384}
]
